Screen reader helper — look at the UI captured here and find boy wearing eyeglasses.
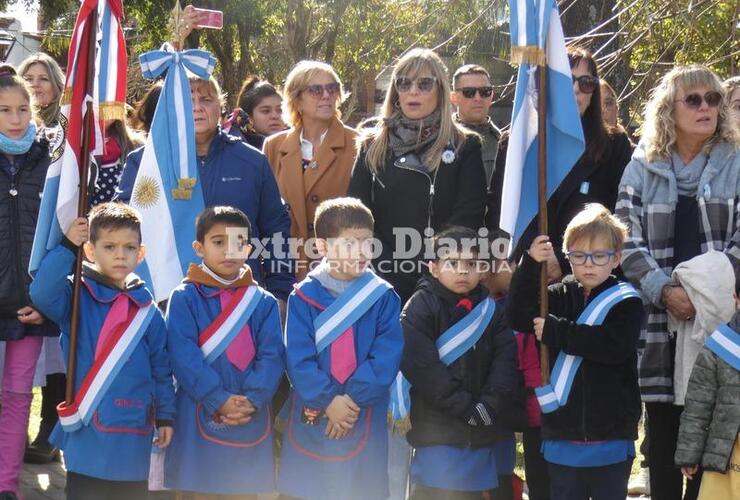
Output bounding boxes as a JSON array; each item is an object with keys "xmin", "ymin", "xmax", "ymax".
[
  {"xmin": 507, "ymin": 203, "xmax": 644, "ymax": 500},
  {"xmin": 451, "ymin": 64, "xmax": 501, "ymax": 184}
]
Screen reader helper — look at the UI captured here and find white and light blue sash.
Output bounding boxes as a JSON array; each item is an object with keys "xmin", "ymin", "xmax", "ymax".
[
  {"xmin": 705, "ymin": 323, "xmax": 740, "ymax": 371},
  {"xmin": 58, "ymin": 304, "xmax": 157, "ymax": 432},
  {"xmin": 313, "ymin": 272, "xmax": 391, "ymax": 353},
  {"xmin": 390, "ymin": 297, "xmax": 496, "ymax": 420},
  {"xmin": 535, "ymin": 282, "xmax": 640, "ymax": 414},
  {"xmin": 198, "ymin": 286, "xmax": 262, "ymax": 364}
]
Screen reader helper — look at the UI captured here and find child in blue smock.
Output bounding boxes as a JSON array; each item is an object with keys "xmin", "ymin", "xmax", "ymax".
[
  {"xmin": 277, "ymin": 197, "xmax": 403, "ymax": 500},
  {"xmin": 164, "ymin": 206, "xmax": 284, "ymax": 497},
  {"xmin": 30, "ymin": 203, "xmax": 175, "ymax": 500}
]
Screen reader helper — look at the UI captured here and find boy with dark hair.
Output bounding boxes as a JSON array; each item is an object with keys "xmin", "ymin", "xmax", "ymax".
[
  {"xmin": 30, "ymin": 202, "xmax": 175, "ymax": 499},
  {"xmin": 164, "ymin": 205, "xmax": 284, "ymax": 496},
  {"xmin": 277, "ymin": 197, "xmax": 403, "ymax": 500},
  {"xmin": 508, "ymin": 203, "xmax": 643, "ymax": 500},
  {"xmin": 401, "ymin": 225, "xmax": 520, "ymax": 499}
]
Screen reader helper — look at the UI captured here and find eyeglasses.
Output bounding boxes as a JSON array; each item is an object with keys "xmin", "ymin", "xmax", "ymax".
[
  {"xmin": 457, "ymin": 86, "xmax": 494, "ymax": 99},
  {"xmin": 304, "ymin": 82, "xmax": 341, "ymax": 97},
  {"xmin": 394, "ymin": 76, "xmax": 437, "ymax": 93},
  {"xmin": 565, "ymin": 250, "xmax": 616, "ymax": 266},
  {"xmin": 675, "ymin": 91, "xmax": 722, "ymax": 109},
  {"xmin": 572, "ymin": 75, "xmax": 599, "ymax": 94}
]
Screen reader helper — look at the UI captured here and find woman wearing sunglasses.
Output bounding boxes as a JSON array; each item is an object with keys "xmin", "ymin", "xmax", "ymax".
[
  {"xmin": 263, "ymin": 60, "xmax": 358, "ymax": 279},
  {"xmin": 348, "ymin": 47, "xmax": 488, "ymax": 500},
  {"xmin": 617, "ymin": 65, "xmax": 740, "ymax": 500},
  {"xmin": 348, "ymin": 48, "xmax": 486, "ymax": 305}
]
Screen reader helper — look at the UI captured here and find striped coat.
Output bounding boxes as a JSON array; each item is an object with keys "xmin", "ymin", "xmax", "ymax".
[{"xmin": 616, "ymin": 140, "xmax": 740, "ymax": 402}]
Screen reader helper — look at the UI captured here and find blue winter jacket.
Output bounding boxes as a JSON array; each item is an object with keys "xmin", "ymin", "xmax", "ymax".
[
  {"xmin": 29, "ymin": 244, "xmax": 176, "ymax": 481},
  {"xmin": 116, "ymin": 130, "xmax": 294, "ymax": 300}
]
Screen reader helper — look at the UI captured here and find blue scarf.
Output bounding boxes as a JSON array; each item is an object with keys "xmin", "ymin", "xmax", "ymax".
[{"xmin": 0, "ymin": 122, "xmax": 37, "ymax": 155}]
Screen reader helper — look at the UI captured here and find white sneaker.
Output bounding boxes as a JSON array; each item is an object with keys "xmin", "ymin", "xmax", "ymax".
[{"xmin": 627, "ymin": 467, "xmax": 650, "ymax": 496}]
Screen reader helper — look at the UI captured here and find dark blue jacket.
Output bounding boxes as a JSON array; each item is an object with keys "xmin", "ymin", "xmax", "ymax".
[{"xmin": 116, "ymin": 130, "xmax": 294, "ymax": 300}]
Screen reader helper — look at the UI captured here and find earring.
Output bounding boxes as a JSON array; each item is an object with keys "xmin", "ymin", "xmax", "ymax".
[{"xmin": 394, "ymin": 100, "xmax": 400, "ymax": 109}]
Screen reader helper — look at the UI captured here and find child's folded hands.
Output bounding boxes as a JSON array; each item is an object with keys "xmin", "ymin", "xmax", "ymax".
[
  {"xmin": 324, "ymin": 394, "xmax": 360, "ymax": 439},
  {"xmin": 217, "ymin": 394, "xmax": 256, "ymax": 426}
]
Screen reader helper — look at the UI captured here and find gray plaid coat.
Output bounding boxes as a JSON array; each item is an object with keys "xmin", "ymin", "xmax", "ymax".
[{"xmin": 616, "ymin": 140, "xmax": 740, "ymax": 402}]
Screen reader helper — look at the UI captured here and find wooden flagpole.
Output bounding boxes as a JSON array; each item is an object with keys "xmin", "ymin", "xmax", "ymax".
[
  {"xmin": 65, "ymin": 6, "xmax": 98, "ymax": 404},
  {"xmin": 537, "ymin": 64, "xmax": 550, "ymax": 385}
]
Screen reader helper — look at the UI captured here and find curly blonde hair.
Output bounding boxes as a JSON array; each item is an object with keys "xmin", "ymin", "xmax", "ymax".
[
  {"xmin": 641, "ymin": 65, "xmax": 740, "ymax": 162},
  {"xmin": 282, "ymin": 60, "xmax": 345, "ymax": 129},
  {"xmin": 362, "ymin": 48, "xmax": 470, "ymax": 174}
]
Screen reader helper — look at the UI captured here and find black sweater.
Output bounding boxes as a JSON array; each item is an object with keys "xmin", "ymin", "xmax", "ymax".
[
  {"xmin": 507, "ymin": 253, "xmax": 643, "ymax": 441},
  {"xmin": 401, "ymin": 277, "xmax": 523, "ymax": 448}
]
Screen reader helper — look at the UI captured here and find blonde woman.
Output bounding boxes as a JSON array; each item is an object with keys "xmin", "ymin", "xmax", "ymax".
[
  {"xmin": 18, "ymin": 53, "xmax": 64, "ymax": 127},
  {"xmin": 118, "ymin": 75, "xmax": 294, "ymax": 304},
  {"xmin": 348, "ymin": 48, "xmax": 486, "ymax": 304},
  {"xmin": 263, "ymin": 60, "xmax": 358, "ymax": 279},
  {"xmin": 617, "ymin": 64, "xmax": 740, "ymax": 500}
]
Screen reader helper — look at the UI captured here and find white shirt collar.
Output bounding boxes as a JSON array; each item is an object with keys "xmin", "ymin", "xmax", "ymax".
[{"xmin": 299, "ymin": 128, "xmax": 329, "ymax": 161}]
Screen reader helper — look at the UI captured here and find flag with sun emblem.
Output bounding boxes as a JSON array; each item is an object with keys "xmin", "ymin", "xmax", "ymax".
[{"xmin": 130, "ymin": 44, "xmax": 216, "ymax": 301}]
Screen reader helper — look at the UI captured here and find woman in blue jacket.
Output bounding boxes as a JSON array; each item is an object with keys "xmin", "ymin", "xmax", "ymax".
[{"xmin": 117, "ymin": 76, "xmax": 294, "ymax": 305}]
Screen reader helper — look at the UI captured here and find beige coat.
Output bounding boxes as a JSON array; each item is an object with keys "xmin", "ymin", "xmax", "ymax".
[{"xmin": 263, "ymin": 118, "xmax": 358, "ymax": 277}]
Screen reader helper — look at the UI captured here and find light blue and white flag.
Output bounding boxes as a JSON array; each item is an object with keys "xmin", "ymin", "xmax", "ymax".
[
  {"xmin": 130, "ymin": 45, "xmax": 216, "ymax": 301},
  {"xmin": 500, "ymin": 0, "xmax": 585, "ymax": 246}
]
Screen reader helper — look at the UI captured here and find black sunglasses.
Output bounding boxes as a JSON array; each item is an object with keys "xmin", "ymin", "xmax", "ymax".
[
  {"xmin": 675, "ymin": 91, "xmax": 722, "ymax": 109},
  {"xmin": 458, "ymin": 86, "xmax": 494, "ymax": 99},
  {"xmin": 394, "ymin": 76, "xmax": 437, "ymax": 93},
  {"xmin": 572, "ymin": 75, "xmax": 599, "ymax": 94},
  {"xmin": 304, "ymin": 82, "xmax": 341, "ymax": 97}
]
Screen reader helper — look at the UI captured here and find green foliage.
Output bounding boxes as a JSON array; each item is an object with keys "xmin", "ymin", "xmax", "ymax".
[{"xmin": 616, "ymin": 0, "xmax": 739, "ymax": 127}]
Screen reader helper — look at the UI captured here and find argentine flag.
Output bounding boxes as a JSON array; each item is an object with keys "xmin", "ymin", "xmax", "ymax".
[
  {"xmin": 500, "ymin": 0, "xmax": 585, "ymax": 246},
  {"xmin": 130, "ymin": 45, "xmax": 216, "ymax": 301}
]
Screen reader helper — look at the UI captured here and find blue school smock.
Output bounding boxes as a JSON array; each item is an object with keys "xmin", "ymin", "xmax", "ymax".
[
  {"xmin": 29, "ymin": 245, "xmax": 175, "ymax": 482},
  {"xmin": 163, "ymin": 272, "xmax": 284, "ymax": 494},
  {"xmin": 411, "ymin": 445, "xmax": 499, "ymax": 491},
  {"xmin": 277, "ymin": 274, "xmax": 403, "ymax": 500}
]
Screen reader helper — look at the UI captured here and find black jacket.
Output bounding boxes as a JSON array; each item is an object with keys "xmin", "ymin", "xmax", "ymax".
[
  {"xmin": 0, "ymin": 137, "xmax": 56, "ymax": 339},
  {"xmin": 400, "ymin": 277, "xmax": 522, "ymax": 448},
  {"xmin": 507, "ymin": 253, "xmax": 643, "ymax": 441},
  {"xmin": 487, "ymin": 131, "xmax": 633, "ymax": 271},
  {"xmin": 348, "ymin": 135, "xmax": 487, "ymax": 303}
]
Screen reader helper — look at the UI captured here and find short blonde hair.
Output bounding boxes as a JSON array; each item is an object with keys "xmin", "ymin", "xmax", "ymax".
[
  {"xmin": 188, "ymin": 75, "xmax": 226, "ymax": 111},
  {"xmin": 641, "ymin": 65, "xmax": 740, "ymax": 162},
  {"xmin": 563, "ymin": 203, "xmax": 628, "ymax": 253},
  {"xmin": 283, "ymin": 60, "xmax": 344, "ymax": 129}
]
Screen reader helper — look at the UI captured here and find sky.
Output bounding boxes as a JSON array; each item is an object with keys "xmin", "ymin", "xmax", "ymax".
[{"xmin": 4, "ymin": 1, "xmax": 39, "ymax": 31}]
